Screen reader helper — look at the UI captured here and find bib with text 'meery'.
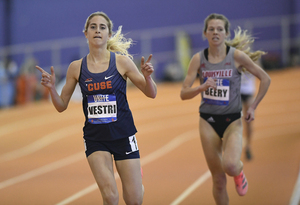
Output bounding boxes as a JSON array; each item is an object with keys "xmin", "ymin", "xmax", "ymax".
[{"xmin": 203, "ymin": 78, "xmax": 230, "ymax": 106}]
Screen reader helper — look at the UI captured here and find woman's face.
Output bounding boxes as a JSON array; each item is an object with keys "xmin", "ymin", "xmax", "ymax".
[
  {"xmin": 204, "ymin": 19, "xmax": 228, "ymax": 46},
  {"xmin": 85, "ymin": 15, "xmax": 111, "ymax": 47}
]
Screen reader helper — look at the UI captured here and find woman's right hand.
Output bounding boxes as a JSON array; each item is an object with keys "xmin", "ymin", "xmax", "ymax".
[
  {"xmin": 36, "ymin": 66, "xmax": 56, "ymax": 89},
  {"xmin": 204, "ymin": 77, "xmax": 217, "ymax": 90}
]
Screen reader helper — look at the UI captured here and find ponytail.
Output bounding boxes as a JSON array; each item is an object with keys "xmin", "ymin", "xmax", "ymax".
[
  {"xmin": 107, "ymin": 26, "xmax": 133, "ymax": 59},
  {"xmin": 226, "ymin": 27, "xmax": 266, "ymax": 62}
]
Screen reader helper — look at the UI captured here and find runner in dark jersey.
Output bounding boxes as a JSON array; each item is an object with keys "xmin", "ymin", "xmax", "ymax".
[
  {"xmin": 36, "ymin": 11, "xmax": 156, "ymax": 205},
  {"xmin": 180, "ymin": 13, "xmax": 270, "ymax": 204}
]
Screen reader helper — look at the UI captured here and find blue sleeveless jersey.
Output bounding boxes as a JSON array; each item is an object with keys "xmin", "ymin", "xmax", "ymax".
[{"xmin": 78, "ymin": 52, "xmax": 137, "ymax": 141}]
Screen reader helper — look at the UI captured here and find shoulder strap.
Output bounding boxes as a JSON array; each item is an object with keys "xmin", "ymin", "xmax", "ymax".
[{"xmin": 78, "ymin": 55, "xmax": 87, "ymax": 81}]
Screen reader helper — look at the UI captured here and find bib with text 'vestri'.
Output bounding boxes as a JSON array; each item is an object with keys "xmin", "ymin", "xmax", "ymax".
[
  {"xmin": 87, "ymin": 94, "xmax": 117, "ymax": 124},
  {"xmin": 203, "ymin": 78, "xmax": 230, "ymax": 105}
]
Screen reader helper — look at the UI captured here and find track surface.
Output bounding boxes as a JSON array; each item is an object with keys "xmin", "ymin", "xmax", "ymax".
[{"xmin": 0, "ymin": 67, "xmax": 299, "ymax": 205}]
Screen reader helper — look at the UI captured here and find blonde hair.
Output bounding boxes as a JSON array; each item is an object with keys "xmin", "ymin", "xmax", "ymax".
[
  {"xmin": 226, "ymin": 27, "xmax": 266, "ymax": 62},
  {"xmin": 83, "ymin": 11, "xmax": 133, "ymax": 59}
]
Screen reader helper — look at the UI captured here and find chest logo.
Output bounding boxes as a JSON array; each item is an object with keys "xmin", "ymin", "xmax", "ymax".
[
  {"xmin": 105, "ymin": 75, "xmax": 114, "ymax": 80},
  {"xmin": 85, "ymin": 78, "xmax": 93, "ymax": 82},
  {"xmin": 87, "ymin": 81, "xmax": 112, "ymax": 91}
]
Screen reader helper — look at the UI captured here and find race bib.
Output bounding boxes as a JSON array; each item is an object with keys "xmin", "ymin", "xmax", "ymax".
[
  {"xmin": 87, "ymin": 94, "xmax": 117, "ymax": 124},
  {"xmin": 203, "ymin": 78, "xmax": 230, "ymax": 105}
]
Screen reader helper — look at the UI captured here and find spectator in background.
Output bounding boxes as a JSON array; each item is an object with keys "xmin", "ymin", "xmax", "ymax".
[
  {"xmin": 0, "ymin": 56, "xmax": 18, "ymax": 108},
  {"xmin": 16, "ymin": 56, "xmax": 48, "ymax": 105}
]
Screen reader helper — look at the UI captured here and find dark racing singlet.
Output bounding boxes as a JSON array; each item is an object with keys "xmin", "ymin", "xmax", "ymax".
[{"xmin": 78, "ymin": 52, "xmax": 137, "ymax": 141}]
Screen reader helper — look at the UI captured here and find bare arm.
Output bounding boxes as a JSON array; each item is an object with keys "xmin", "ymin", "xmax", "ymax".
[
  {"xmin": 180, "ymin": 53, "xmax": 216, "ymax": 100},
  {"xmin": 117, "ymin": 54, "xmax": 157, "ymax": 98},
  {"xmin": 234, "ymin": 49, "xmax": 271, "ymax": 122},
  {"xmin": 36, "ymin": 60, "xmax": 80, "ymax": 112}
]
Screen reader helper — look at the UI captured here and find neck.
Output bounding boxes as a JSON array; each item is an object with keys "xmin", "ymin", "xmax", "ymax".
[
  {"xmin": 208, "ymin": 44, "xmax": 227, "ymax": 57},
  {"xmin": 88, "ymin": 47, "xmax": 110, "ymax": 63}
]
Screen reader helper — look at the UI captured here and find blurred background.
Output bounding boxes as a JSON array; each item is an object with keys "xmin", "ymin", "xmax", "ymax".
[{"xmin": 0, "ymin": 0, "xmax": 299, "ymax": 108}]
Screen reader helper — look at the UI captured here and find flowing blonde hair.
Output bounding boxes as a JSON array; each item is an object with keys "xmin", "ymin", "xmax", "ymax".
[
  {"xmin": 83, "ymin": 11, "xmax": 133, "ymax": 59},
  {"xmin": 226, "ymin": 26, "xmax": 266, "ymax": 63}
]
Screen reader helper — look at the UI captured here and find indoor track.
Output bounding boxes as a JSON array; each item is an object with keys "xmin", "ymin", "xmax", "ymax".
[{"xmin": 0, "ymin": 67, "xmax": 299, "ymax": 205}]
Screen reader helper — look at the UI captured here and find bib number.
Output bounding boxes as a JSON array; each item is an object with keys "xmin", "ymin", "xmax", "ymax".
[{"xmin": 203, "ymin": 78, "xmax": 230, "ymax": 105}]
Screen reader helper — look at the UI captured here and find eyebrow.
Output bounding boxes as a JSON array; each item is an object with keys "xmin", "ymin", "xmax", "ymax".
[
  {"xmin": 90, "ymin": 23, "xmax": 107, "ymax": 26},
  {"xmin": 208, "ymin": 26, "xmax": 224, "ymax": 28}
]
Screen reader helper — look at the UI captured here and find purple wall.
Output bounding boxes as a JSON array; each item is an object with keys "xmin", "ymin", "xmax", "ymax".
[
  {"xmin": 0, "ymin": 0, "xmax": 298, "ymax": 76},
  {"xmin": 292, "ymin": 0, "xmax": 300, "ymax": 38},
  {"xmin": 2, "ymin": 0, "xmax": 294, "ymax": 45},
  {"xmin": 0, "ymin": 1, "xmax": 4, "ymax": 47}
]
